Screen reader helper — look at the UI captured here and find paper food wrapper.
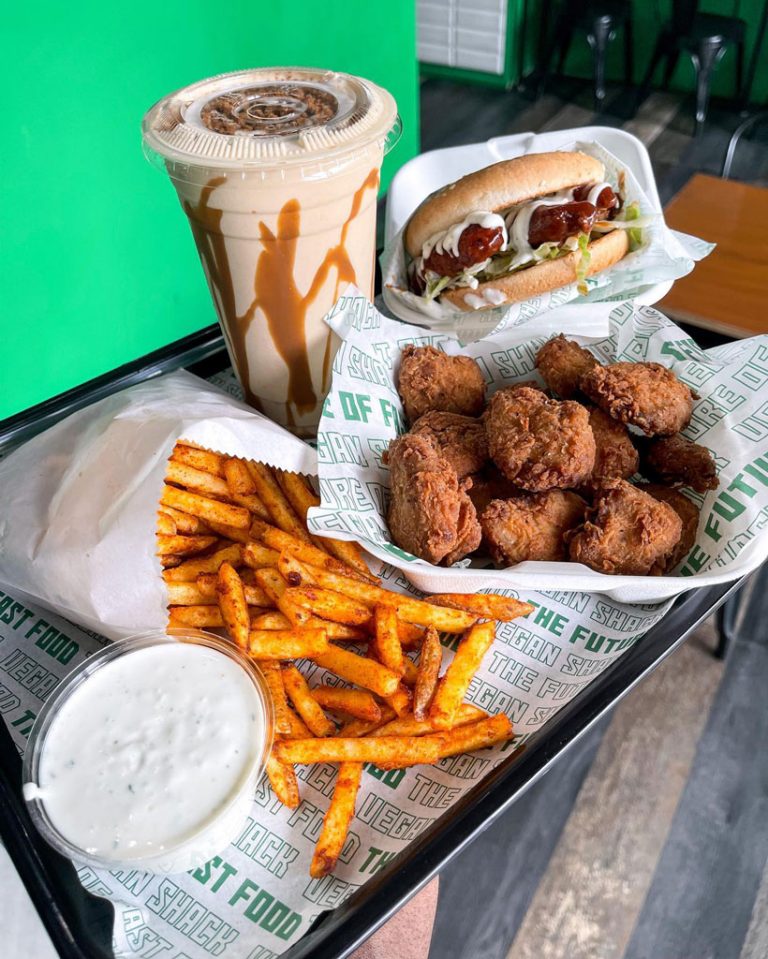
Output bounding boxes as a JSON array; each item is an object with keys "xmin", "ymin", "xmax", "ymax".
[
  {"xmin": 309, "ymin": 292, "xmax": 768, "ymax": 604},
  {"xmin": 0, "ymin": 370, "xmax": 314, "ymax": 639},
  {"xmin": 0, "ymin": 348, "xmax": 764, "ymax": 959},
  {"xmin": 381, "ymin": 140, "xmax": 715, "ymax": 342}
]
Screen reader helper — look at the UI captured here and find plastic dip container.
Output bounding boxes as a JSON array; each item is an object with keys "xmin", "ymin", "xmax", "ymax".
[
  {"xmin": 142, "ymin": 67, "xmax": 400, "ymax": 436},
  {"xmin": 22, "ymin": 630, "xmax": 272, "ymax": 874}
]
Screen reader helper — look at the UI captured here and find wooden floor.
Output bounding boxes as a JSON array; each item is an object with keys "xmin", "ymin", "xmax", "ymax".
[{"xmin": 420, "ymin": 76, "xmax": 768, "ymax": 959}]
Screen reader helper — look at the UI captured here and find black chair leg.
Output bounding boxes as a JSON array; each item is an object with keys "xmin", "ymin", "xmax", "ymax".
[
  {"xmin": 736, "ymin": 38, "xmax": 746, "ymax": 105},
  {"xmin": 661, "ymin": 46, "xmax": 681, "ymax": 89},
  {"xmin": 715, "ymin": 589, "xmax": 742, "ymax": 659},
  {"xmin": 624, "ymin": 17, "xmax": 634, "ymax": 87},
  {"xmin": 638, "ymin": 32, "xmax": 670, "ymax": 103},
  {"xmin": 588, "ymin": 15, "xmax": 613, "ymax": 110},
  {"xmin": 692, "ymin": 37, "xmax": 727, "ymax": 134}
]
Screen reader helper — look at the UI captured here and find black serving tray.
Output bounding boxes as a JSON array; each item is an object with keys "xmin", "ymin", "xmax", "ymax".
[{"xmin": 0, "ymin": 326, "xmax": 746, "ymax": 959}]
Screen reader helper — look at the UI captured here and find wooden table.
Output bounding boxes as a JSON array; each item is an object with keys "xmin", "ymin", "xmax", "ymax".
[{"xmin": 659, "ymin": 173, "xmax": 768, "ymax": 338}]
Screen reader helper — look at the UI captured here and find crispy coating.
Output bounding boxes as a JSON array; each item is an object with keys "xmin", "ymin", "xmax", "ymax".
[
  {"xmin": 397, "ymin": 345, "xmax": 486, "ymax": 423},
  {"xmin": 583, "ymin": 407, "xmax": 639, "ymax": 490},
  {"xmin": 481, "ymin": 491, "xmax": 587, "ymax": 566},
  {"xmin": 386, "ymin": 433, "xmax": 481, "ymax": 565},
  {"xmin": 641, "ymin": 434, "xmax": 719, "ymax": 492},
  {"xmin": 637, "ymin": 483, "xmax": 700, "ymax": 571},
  {"xmin": 485, "ymin": 386, "xmax": 596, "ymax": 490},
  {"xmin": 567, "ymin": 478, "xmax": 683, "ymax": 575},
  {"xmin": 580, "ymin": 362, "xmax": 694, "ymax": 436},
  {"xmin": 465, "ymin": 470, "xmax": 521, "ymax": 516},
  {"xmin": 410, "ymin": 411, "xmax": 488, "ymax": 479},
  {"xmin": 535, "ymin": 334, "xmax": 599, "ymax": 398}
]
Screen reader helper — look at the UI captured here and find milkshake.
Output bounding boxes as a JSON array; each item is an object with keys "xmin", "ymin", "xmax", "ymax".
[{"xmin": 142, "ymin": 68, "xmax": 400, "ymax": 434}]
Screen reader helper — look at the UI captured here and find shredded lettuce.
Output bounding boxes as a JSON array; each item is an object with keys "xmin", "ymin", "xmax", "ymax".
[
  {"xmin": 424, "ymin": 273, "xmax": 454, "ymax": 300},
  {"xmin": 576, "ymin": 232, "xmax": 591, "ymax": 295},
  {"xmin": 623, "ymin": 200, "xmax": 644, "ymax": 251}
]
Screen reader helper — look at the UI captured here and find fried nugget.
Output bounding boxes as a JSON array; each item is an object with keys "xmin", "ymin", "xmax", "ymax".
[
  {"xmin": 582, "ymin": 407, "xmax": 639, "ymax": 491},
  {"xmin": 481, "ymin": 491, "xmax": 587, "ymax": 566},
  {"xmin": 580, "ymin": 362, "xmax": 694, "ymax": 436},
  {"xmin": 397, "ymin": 345, "xmax": 486, "ymax": 423},
  {"xmin": 637, "ymin": 483, "xmax": 700, "ymax": 571},
  {"xmin": 567, "ymin": 478, "xmax": 683, "ymax": 575},
  {"xmin": 410, "ymin": 411, "xmax": 488, "ymax": 479},
  {"xmin": 386, "ymin": 433, "xmax": 481, "ymax": 565},
  {"xmin": 465, "ymin": 470, "xmax": 521, "ymax": 516},
  {"xmin": 535, "ymin": 334, "xmax": 599, "ymax": 398},
  {"xmin": 640, "ymin": 434, "xmax": 719, "ymax": 492},
  {"xmin": 485, "ymin": 386, "xmax": 596, "ymax": 491}
]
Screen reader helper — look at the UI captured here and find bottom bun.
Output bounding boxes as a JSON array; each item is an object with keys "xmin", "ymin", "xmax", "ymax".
[{"xmin": 441, "ymin": 230, "xmax": 630, "ymax": 312}]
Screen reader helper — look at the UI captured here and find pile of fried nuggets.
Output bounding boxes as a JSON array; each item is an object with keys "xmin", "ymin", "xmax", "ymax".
[
  {"xmin": 388, "ymin": 335, "xmax": 719, "ymax": 576},
  {"xmin": 157, "ymin": 447, "xmax": 533, "ymax": 877}
]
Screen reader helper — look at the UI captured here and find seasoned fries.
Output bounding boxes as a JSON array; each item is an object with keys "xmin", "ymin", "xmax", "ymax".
[
  {"xmin": 247, "ymin": 628, "xmax": 329, "ymax": 660},
  {"xmin": 311, "ymin": 686, "xmax": 382, "ymax": 723},
  {"xmin": 216, "ymin": 562, "xmax": 250, "ymax": 649},
  {"xmin": 157, "ymin": 453, "xmax": 534, "ymax": 877},
  {"xmin": 274, "ymin": 735, "xmax": 443, "ymax": 766},
  {"xmin": 282, "ymin": 665, "xmax": 335, "ymax": 737},
  {"xmin": 429, "ymin": 593, "xmax": 535, "ymax": 622},
  {"xmin": 413, "ymin": 626, "xmax": 442, "ymax": 722},
  {"xmin": 430, "ymin": 622, "xmax": 496, "ymax": 729},
  {"xmin": 310, "ymin": 763, "xmax": 362, "ymax": 878}
]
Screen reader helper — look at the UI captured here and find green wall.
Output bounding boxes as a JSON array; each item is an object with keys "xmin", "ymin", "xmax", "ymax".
[{"xmin": 2, "ymin": 3, "xmax": 419, "ymax": 421}]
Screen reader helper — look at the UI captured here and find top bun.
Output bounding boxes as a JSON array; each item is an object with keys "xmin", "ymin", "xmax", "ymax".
[{"xmin": 404, "ymin": 151, "xmax": 606, "ymax": 259}]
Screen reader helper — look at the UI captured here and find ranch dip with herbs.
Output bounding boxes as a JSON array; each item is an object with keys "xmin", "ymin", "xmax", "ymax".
[{"xmin": 24, "ymin": 642, "xmax": 267, "ymax": 867}]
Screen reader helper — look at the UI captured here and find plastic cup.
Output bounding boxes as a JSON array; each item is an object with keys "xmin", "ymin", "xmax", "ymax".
[{"xmin": 142, "ymin": 67, "xmax": 400, "ymax": 436}]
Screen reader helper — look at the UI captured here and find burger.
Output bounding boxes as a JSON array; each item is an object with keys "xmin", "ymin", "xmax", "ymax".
[{"xmin": 404, "ymin": 151, "xmax": 642, "ymax": 313}]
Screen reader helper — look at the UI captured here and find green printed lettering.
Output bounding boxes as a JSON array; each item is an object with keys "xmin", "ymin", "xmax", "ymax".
[
  {"xmin": 379, "ymin": 398, "xmax": 404, "ymax": 431},
  {"xmin": 569, "ymin": 624, "xmax": 591, "ymax": 645},
  {"xmin": 713, "ymin": 491, "xmax": 746, "ymax": 522},
  {"xmin": 339, "ymin": 391, "xmax": 373, "ymax": 423},
  {"xmin": 683, "ymin": 544, "xmax": 711, "ymax": 573},
  {"xmin": 321, "ymin": 394, "xmax": 334, "ymax": 419},
  {"xmin": 229, "ymin": 878, "xmax": 259, "ymax": 907},
  {"xmin": 550, "ymin": 613, "xmax": 568, "ymax": 637},
  {"xmin": 10, "ymin": 707, "xmax": 36, "ymax": 736},
  {"xmin": 364, "ymin": 764, "xmax": 405, "ymax": 789},
  {"xmin": 704, "ymin": 511, "xmax": 722, "ymax": 542}
]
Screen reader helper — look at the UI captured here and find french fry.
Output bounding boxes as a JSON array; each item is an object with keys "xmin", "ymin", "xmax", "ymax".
[
  {"xmin": 400, "ymin": 657, "xmax": 419, "ymax": 687},
  {"xmin": 252, "ymin": 518, "xmax": 374, "ymax": 583},
  {"xmin": 242, "ymin": 542, "xmax": 281, "ymax": 570},
  {"xmin": 413, "ymin": 626, "xmax": 442, "ymax": 721},
  {"xmin": 274, "ymin": 735, "xmax": 443, "ymax": 766},
  {"xmin": 254, "ymin": 567, "xmax": 310, "ymax": 628},
  {"xmin": 310, "ymin": 762, "xmax": 362, "ymax": 878},
  {"xmin": 285, "ymin": 708, "xmax": 313, "ymax": 739},
  {"xmin": 165, "ymin": 460, "xmax": 231, "ymax": 499},
  {"xmin": 429, "ymin": 593, "xmax": 535, "ymax": 622},
  {"xmin": 156, "ymin": 534, "xmax": 218, "ymax": 557},
  {"xmin": 160, "ymin": 554, "xmax": 183, "ymax": 568},
  {"xmin": 372, "ymin": 703, "xmax": 487, "ymax": 738},
  {"xmin": 249, "ymin": 611, "xmax": 367, "ymax": 642},
  {"xmin": 216, "ymin": 562, "xmax": 250, "ymax": 649},
  {"xmin": 168, "ymin": 605, "xmax": 223, "ymax": 628},
  {"xmin": 160, "ymin": 485, "xmax": 250, "ymax": 530},
  {"xmin": 197, "ymin": 574, "xmax": 271, "ymax": 608},
  {"xmin": 372, "ymin": 605, "xmax": 404, "ymax": 675},
  {"xmin": 429, "ymin": 622, "xmax": 496, "ymax": 730},
  {"xmin": 204, "ymin": 520, "xmax": 253, "ymax": 545},
  {"xmin": 285, "ymin": 586, "xmax": 372, "ymax": 627},
  {"xmin": 166, "ymin": 582, "xmax": 208, "ymax": 606},
  {"xmin": 313, "ymin": 645, "xmax": 401, "ymax": 698},
  {"xmin": 276, "ymin": 471, "xmax": 375, "ymax": 579},
  {"xmin": 158, "ymin": 505, "xmax": 212, "ymax": 535},
  {"xmin": 433, "ymin": 714, "xmax": 514, "ymax": 758},
  {"xmin": 223, "ymin": 458, "xmax": 271, "ymax": 520},
  {"xmin": 171, "ymin": 444, "xmax": 226, "ymax": 477},
  {"xmin": 156, "ymin": 512, "xmax": 176, "ymax": 535},
  {"xmin": 290, "ymin": 560, "xmax": 478, "ymax": 632},
  {"xmin": 382, "ymin": 683, "xmax": 412, "ymax": 718},
  {"xmin": 246, "ymin": 462, "xmax": 311, "ymax": 542},
  {"xmin": 258, "ymin": 661, "xmax": 292, "ymax": 735},
  {"xmin": 248, "ymin": 628, "xmax": 330, "ymax": 660},
  {"xmin": 162, "ymin": 544, "xmax": 243, "ymax": 583},
  {"xmin": 311, "ymin": 686, "xmax": 382, "ymax": 723},
  {"xmin": 398, "ymin": 622, "xmax": 427, "ymax": 650},
  {"xmin": 266, "ymin": 751, "xmax": 300, "ymax": 808},
  {"xmin": 282, "ymin": 665, "xmax": 335, "ymax": 737},
  {"xmin": 339, "ymin": 705, "xmax": 397, "ymax": 738}
]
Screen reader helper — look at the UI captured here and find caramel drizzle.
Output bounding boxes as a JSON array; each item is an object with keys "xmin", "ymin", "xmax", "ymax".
[{"xmin": 189, "ymin": 167, "xmax": 379, "ymax": 421}]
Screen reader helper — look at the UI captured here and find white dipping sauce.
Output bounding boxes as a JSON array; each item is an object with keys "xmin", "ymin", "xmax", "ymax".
[{"xmin": 28, "ymin": 643, "xmax": 265, "ymax": 866}]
